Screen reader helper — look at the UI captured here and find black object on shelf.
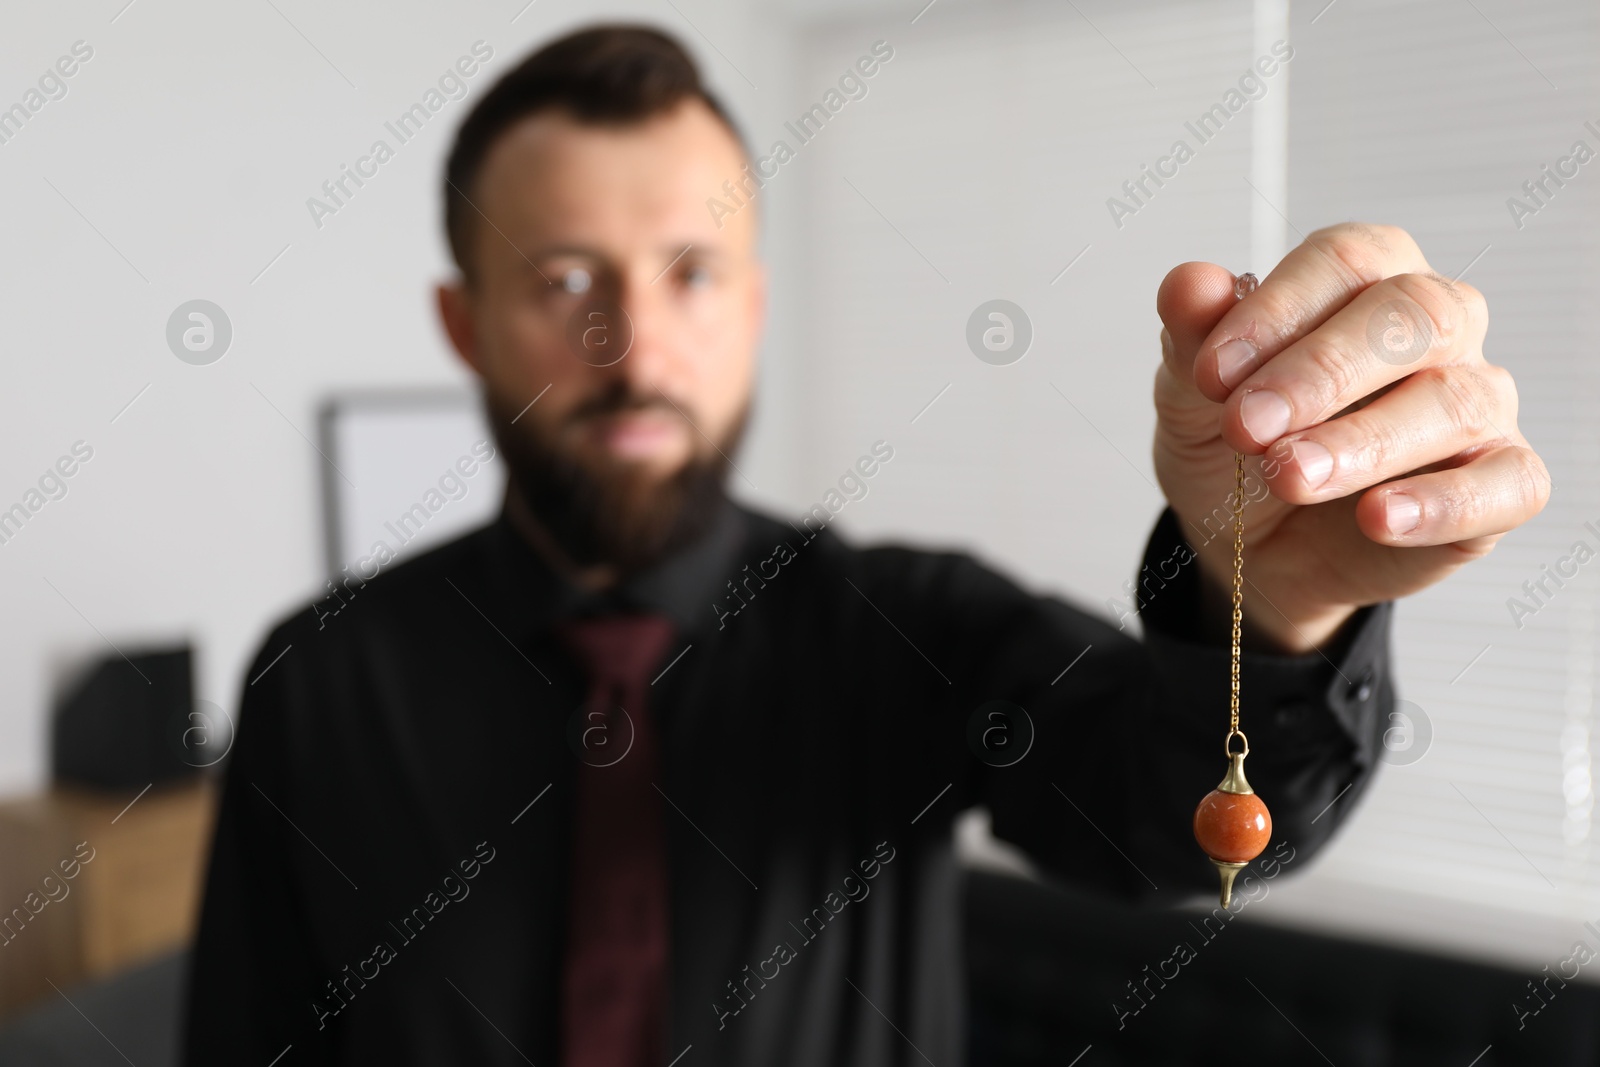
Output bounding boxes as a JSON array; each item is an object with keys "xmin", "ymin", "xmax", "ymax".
[{"xmin": 51, "ymin": 646, "xmax": 202, "ymax": 790}]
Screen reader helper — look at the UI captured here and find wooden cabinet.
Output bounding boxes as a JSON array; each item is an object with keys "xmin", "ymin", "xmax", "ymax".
[{"xmin": 0, "ymin": 777, "xmax": 216, "ymax": 1020}]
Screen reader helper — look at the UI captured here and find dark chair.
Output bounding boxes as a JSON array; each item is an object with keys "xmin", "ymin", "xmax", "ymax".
[
  {"xmin": 966, "ymin": 868, "xmax": 1600, "ymax": 1066},
  {"xmin": 0, "ymin": 951, "xmax": 187, "ymax": 1066}
]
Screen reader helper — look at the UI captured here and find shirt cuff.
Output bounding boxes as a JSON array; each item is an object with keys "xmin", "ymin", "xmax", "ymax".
[{"xmin": 1134, "ymin": 505, "xmax": 1395, "ymax": 763}]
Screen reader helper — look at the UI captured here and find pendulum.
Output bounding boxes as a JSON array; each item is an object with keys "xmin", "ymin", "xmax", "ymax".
[{"xmin": 1191, "ymin": 270, "xmax": 1273, "ymax": 909}]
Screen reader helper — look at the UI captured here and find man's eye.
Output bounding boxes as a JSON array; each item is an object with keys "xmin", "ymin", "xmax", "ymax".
[
  {"xmin": 558, "ymin": 267, "xmax": 591, "ymax": 294},
  {"xmin": 683, "ymin": 264, "xmax": 712, "ymax": 290}
]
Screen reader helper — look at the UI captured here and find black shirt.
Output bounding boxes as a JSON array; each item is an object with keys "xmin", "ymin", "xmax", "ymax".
[{"xmin": 182, "ymin": 494, "xmax": 1394, "ymax": 1066}]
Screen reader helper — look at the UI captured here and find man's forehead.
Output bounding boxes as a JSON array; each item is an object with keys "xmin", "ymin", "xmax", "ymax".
[{"xmin": 472, "ymin": 100, "xmax": 755, "ymax": 254}]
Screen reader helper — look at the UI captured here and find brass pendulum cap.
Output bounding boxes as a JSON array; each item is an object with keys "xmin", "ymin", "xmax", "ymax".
[
  {"xmin": 1218, "ymin": 750, "xmax": 1253, "ymax": 795},
  {"xmin": 1212, "ymin": 859, "xmax": 1248, "ymax": 908}
]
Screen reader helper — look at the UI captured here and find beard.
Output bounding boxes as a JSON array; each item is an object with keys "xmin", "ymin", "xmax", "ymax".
[{"xmin": 484, "ymin": 381, "xmax": 748, "ymax": 576}]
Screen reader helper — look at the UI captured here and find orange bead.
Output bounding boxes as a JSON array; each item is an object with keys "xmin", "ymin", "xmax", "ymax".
[{"xmin": 1193, "ymin": 790, "xmax": 1272, "ymax": 864}]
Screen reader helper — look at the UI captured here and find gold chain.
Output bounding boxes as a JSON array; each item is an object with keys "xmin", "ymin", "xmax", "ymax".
[
  {"xmin": 1229, "ymin": 450, "xmax": 1244, "ymax": 736},
  {"xmin": 1226, "ymin": 270, "xmax": 1256, "ymax": 757}
]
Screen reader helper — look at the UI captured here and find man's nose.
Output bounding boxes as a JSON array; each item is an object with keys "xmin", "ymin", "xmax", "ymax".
[{"xmin": 600, "ymin": 271, "xmax": 680, "ymax": 400}]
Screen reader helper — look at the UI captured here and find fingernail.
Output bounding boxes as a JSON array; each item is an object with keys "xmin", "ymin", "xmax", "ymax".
[
  {"xmin": 1386, "ymin": 493, "xmax": 1421, "ymax": 536},
  {"xmin": 1240, "ymin": 389, "xmax": 1291, "ymax": 445},
  {"xmin": 1291, "ymin": 440, "xmax": 1333, "ymax": 490},
  {"xmin": 1160, "ymin": 327, "xmax": 1173, "ymax": 362},
  {"xmin": 1215, "ymin": 338, "xmax": 1259, "ymax": 388}
]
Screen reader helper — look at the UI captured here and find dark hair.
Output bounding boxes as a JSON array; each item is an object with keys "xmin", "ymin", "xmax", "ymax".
[{"xmin": 443, "ymin": 24, "xmax": 744, "ymax": 280}]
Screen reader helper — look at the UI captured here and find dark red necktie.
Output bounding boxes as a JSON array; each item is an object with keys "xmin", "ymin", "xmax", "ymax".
[{"xmin": 556, "ymin": 613, "xmax": 677, "ymax": 1067}]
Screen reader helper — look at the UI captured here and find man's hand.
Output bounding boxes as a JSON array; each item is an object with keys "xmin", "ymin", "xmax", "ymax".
[{"xmin": 1154, "ymin": 223, "xmax": 1549, "ymax": 654}]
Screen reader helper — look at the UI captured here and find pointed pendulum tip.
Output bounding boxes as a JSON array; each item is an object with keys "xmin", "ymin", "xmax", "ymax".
[{"xmin": 1211, "ymin": 859, "xmax": 1248, "ymax": 908}]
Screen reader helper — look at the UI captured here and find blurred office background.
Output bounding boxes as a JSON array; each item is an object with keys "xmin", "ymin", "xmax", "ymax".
[{"xmin": 1, "ymin": 0, "xmax": 1597, "ymax": 1062}]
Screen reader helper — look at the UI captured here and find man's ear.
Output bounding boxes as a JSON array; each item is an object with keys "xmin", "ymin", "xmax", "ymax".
[{"xmin": 436, "ymin": 280, "xmax": 483, "ymax": 376}]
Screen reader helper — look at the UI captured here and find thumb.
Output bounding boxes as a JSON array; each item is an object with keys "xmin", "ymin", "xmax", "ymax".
[{"xmin": 1156, "ymin": 261, "xmax": 1239, "ymax": 394}]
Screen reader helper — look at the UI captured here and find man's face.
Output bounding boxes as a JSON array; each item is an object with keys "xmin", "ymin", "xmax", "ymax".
[{"xmin": 439, "ymin": 98, "xmax": 765, "ymax": 570}]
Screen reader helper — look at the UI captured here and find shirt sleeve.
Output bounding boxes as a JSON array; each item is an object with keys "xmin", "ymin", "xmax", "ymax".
[
  {"xmin": 181, "ymin": 626, "xmax": 336, "ymax": 1067},
  {"xmin": 930, "ymin": 506, "xmax": 1395, "ymax": 904}
]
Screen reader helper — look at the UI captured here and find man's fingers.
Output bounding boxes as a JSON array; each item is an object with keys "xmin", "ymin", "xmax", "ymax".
[
  {"xmin": 1194, "ymin": 223, "xmax": 1431, "ymax": 403},
  {"xmin": 1354, "ymin": 442, "xmax": 1550, "ymax": 548},
  {"xmin": 1155, "ymin": 261, "xmax": 1239, "ymax": 387},
  {"xmin": 1219, "ymin": 269, "xmax": 1489, "ymax": 452},
  {"xmin": 1260, "ymin": 363, "xmax": 1517, "ymax": 504}
]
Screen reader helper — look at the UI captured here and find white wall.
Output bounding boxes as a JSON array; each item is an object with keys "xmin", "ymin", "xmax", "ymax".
[{"xmin": 782, "ymin": 0, "xmax": 1265, "ymax": 607}]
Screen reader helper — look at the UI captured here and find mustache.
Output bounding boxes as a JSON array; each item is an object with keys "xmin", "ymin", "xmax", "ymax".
[{"xmin": 567, "ymin": 388, "xmax": 686, "ymax": 424}]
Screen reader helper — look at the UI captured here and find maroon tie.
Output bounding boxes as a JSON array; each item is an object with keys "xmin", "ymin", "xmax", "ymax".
[{"xmin": 556, "ymin": 613, "xmax": 677, "ymax": 1067}]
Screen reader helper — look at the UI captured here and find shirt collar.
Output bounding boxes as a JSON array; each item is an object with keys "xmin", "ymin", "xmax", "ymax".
[{"xmin": 480, "ymin": 489, "xmax": 747, "ymax": 642}]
